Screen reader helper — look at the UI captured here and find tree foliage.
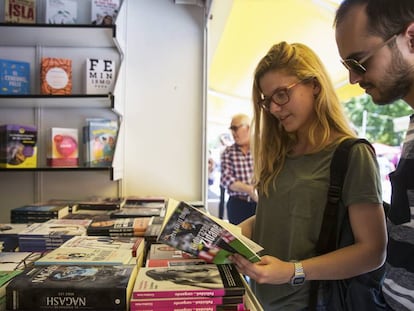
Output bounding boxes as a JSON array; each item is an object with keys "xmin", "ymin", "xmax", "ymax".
[{"xmin": 343, "ymin": 94, "xmax": 413, "ymax": 146}]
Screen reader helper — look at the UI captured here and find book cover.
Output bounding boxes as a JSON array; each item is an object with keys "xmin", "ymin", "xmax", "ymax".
[
  {"xmin": 4, "ymin": 0, "xmax": 36, "ymax": 23},
  {"xmin": 6, "ymin": 264, "xmax": 138, "ymax": 311},
  {"xmin": 157, "ymin": 199, "xmax": 263, "ymax": 264},
  {"xmin": 130, "ymin": 296, "xmax": 244, "ymax": 310},
  {"xmin": 0, "ymin": 59, "xmax": 30, "ymax": 94},
  {"xmin": 47, "ymin": 127, "xmax": 79, "ymax": 167},
  {"xmin": 110, "ymin": 206, "xmax": 163, "ymax": 218},
  {"xmin": 0, "ymin": 252, "xmax": 39, "ymax": 271},
  {"xmin": 45, "ymin": 0, "xmax": 77, "ymax": 24},
  {"xmin": 34, "ymin": 246, "xmax": 134, "ymax": 266},
  {"xmin": 0, "ymin": 223, "xmax": 30, "ymax": 251},
  {"xmin": 0, "ymin": 124, "xmax": 37, "ymax": 168},
  {"xmin": 91, "ymin": 0, "xmax": 120, "ymax": 25},
  {"xmin": 145, "ymin": 243, "xmax": 206, "ymax": 267},
  {"xmin": 74, "ymin": 196, "xmax": 125, "ymax": 211},
  {"xmin": 40, "ymin": 57, "xmax": 72, "ymax": 95},
  {"xmin": 132, "ymin": 263, "xmax": 245, "ymax": 299},
  {"xmin": 85, "ymin": 58, "xmax": 116, "ymax": 94},
  {"xmin": 83, "ymin": 118, "xmax": 118, "ymax": 167},
  {"xmin": 60, "ymin": 235, "xmax": 145, "ymax": 258},
  {"xmin": 87, "ymin": 217, "xmax": 151, "ymax": 237},
  {"xmin": 11, "ymin": 202, "xmax": 70, "ymax": 223}
]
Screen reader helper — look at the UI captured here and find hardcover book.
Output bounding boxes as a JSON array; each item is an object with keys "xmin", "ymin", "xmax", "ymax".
[
  {"xmin": 0, "ymin": 59, "xmax": 30, "ymax": 94},
  {"xmin": 45, "ymin": 0, "xmax": 77, "ymax": 24},
  {"xmin": 83, "ymin": 118, "xmax": 118, "ymax": 167},
  {"xmin": 157, "ymin": 199, "xmax": 263, "ymax": 264},
  {"xmin": 0, "ymin": 124, "xmax": 37, "ymax": 168},
  {"xmin": 85, "ymin": 58, "xmax": 116, "ymax": 94},
  {"xmin": 4, "ymin": 0, "xmax": 36, "ymax": 23},
  {"xmin": 40, "ymin": 57, "xmax": 72, "ymax": 95},
  {"xmin": 6, "ymin": 264, "xmax": 138, "ymax": 311},
  {"xmin": 47, "ymin": 127, "xmax": 79, "ymax": 167},
  {"xmin": 91, "ymin": 0, "xmax": 120, "ymax": 25},
  {"xmin": 132, "ymin": 263, "xmax": 245, "ymax": 299}
]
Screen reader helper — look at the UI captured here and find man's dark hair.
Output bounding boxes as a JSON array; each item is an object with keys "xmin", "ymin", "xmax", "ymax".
[{"xmin": 334, "ymin": 0, "xmax": 414, "ymax": 39}]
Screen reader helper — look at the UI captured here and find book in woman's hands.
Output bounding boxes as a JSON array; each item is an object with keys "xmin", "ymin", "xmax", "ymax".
[{"xmin": 157, "ymin": 199, "xmax": 263, "ymax": 264}]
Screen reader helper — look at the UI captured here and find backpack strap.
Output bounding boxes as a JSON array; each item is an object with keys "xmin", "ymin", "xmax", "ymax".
[{"xmin": 309, "ymin": 138, "xmax": 375, "ymax": 310}]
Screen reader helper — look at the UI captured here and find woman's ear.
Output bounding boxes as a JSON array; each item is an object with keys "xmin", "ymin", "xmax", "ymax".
[
  {"xmin": 406, "ymin": 22, "xmax": 414, "ymax": 52},
  {"xmin": 312, "ymin": 78, "xmax": 321, "ymax": 97}
]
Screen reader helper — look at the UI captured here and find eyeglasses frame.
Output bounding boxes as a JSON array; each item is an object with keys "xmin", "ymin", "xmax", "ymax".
[
  {"xmin": 229, "ymin": 124, "xmax": 248, "ymax": 132},
  {"xmin": 341, "ymin": 34, "xmax": 397, "ymax": 75},
  {"xmin": 258, "ymin": 78, "xmax": 313, "ymax": 111}
]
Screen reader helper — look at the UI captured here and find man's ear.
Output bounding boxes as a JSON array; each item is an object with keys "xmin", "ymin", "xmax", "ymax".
[{"xmin": 405, "ymin": 22, "xmax": 414, "ymax": 52}]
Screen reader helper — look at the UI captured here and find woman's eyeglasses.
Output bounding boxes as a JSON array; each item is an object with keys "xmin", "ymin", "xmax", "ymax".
[
  {"xmin": 340, "ymin": 34, "xmax": 397, "ymax": 75},
  {"xmin": 258, "ymin": 78, "xmax": 312, "ymax": 111}
]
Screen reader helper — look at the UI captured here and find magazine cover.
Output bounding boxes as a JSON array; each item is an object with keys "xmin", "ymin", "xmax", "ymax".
[
  {"xmin": 6, "ymin": 264, "xmax": 138, "ymax": 311},
  {"xmin": 132, "ymin": 263, "xmax": 245, "ymax": 299},
  {"xmin": 157, "ymin": 199, "xmax": 263, "ymax": 264}
]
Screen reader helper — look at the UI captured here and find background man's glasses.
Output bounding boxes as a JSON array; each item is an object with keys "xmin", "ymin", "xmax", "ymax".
[
  {"xmin": 341, "ymin": 34, "xmax": 397, "ymax": 75},
  {"xmin": 258, "ymin": 78, "xmax": 312, "ymax": 111},
  {"xmin": 229, "ymin": 124, "xmax": 247, "ymax": 132}
]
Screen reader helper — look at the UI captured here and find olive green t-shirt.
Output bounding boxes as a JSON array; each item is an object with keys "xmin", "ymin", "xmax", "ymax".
[{"xmin": 251, "ymin": 142, "xmax": 382, "ymax": 311}]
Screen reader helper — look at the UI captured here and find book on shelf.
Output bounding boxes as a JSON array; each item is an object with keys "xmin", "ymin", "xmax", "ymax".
[
  {"xmin": 83, "ymin": 118, "xmax": 118, "ymax": 167},
  {"xmin": 17, "ymin": 218, "xmax": 91, "ymax": 252},
  {"xmin": 47, "ymin": 127, "xmax": 79, "ymax": 167},
  {"xmin": 0, "ymin": 124, "xmax": 37, "ymax": 169},
  {"xmin": 4, "ymin": 0, "xmax": 36, "ymax": 23},
  {"xmin": 85, "ymin": 58, "xmax": 116, "ymax": 94},
  {"xmin": 146, "ymin": 243, "xmax": 207, "ymax": 267},
  {"xmin": 10, "ymin": 202, "xmax": 70, "ymax": 224},
  {"xmin": 45, "ymin": 0, "xmax": 77, "ymax": 24},
  {"xmin": 6, "ymin": 264, "xmax": 138, "ymax": 311},
  {"xmin": 91, "ymin": 0, "xmax": 120, "ymax": 25},
  {"xmin": 132, "ymin": 263, "xmax": 245, "ymax": 299},
  {"xmin": 40, "ymin": 57, "xmax": 72, "ymax": 95},
  {"xmin": 86, "ymin": 217, "xmax": 152, "ymax": 237},
  {"xmin": 0, "ymin": 58, "xmax": 30, "ymax": 94},
  {"xmin": 157, "ymin": 198, "xmax": 263, "ymax": 264},
  {"xmin": 0, "ymin": 223, "xmax": 30, "ymax": 252},
  {"xmin": 60, "ymin": 235, "xmax": 145, "ymax": 258}
]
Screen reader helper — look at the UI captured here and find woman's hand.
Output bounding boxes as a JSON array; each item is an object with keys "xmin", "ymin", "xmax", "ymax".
[{"xmin": 229, "ymin": 253, "xmax": 294, "ymax": 285}]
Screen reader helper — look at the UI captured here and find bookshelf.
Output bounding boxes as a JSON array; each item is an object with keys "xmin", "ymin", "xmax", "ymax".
[{"xmin": 0, "ymin": 0, "xmax": 126, "ymax": 220}]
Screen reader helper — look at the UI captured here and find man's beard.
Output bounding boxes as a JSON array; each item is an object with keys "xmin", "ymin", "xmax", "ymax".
[{"xmin": 372, "ymin": 48, "xmax": 414, "ymax": 105}]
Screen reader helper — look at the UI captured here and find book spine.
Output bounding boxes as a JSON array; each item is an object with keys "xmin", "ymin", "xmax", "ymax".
[
  {"xmin": 132, "ymin": 289, "xmax": 226, "ymax": 299},
  {"xmin": 130, "ymin": 306, "xmax": 216, "ymax": 311},
  {"xmin": 130, "ymin": 297, "xmax": 224, "ymax": 308}
]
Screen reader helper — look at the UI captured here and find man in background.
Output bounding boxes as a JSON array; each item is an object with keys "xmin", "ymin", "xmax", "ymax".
[
  {"xmin": 220, "ymin": 114, "xmax": 256, "ymax": 224},
  {"xmin": 334, "ymin": 1, "xmax": 414, "ymax": 310}
]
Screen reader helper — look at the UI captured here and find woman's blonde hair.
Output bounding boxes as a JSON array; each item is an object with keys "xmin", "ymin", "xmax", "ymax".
[{"xmin": 251, "ymin": 42, "xmax": 356, "ymax": 196}]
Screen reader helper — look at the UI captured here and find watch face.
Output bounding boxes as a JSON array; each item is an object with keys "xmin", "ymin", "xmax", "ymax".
[{"xmin": 292, "ymin": 276, "xmax": 305, "ymax": 286}]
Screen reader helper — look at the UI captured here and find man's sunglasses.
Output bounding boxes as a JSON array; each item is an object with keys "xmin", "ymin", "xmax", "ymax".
[{"xmin": 341, "ymin": 34, "xmax": 397, "ymax": 75}]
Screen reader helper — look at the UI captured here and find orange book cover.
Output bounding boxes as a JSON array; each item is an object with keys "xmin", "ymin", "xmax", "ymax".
[{"xmin": 40, "ymin": 57, "xmax": 72, "ymax": 95}]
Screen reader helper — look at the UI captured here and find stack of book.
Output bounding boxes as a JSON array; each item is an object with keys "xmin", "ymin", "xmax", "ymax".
[
  {"xmin": 10, "ymin": 202, "xmax": 70, "ymax": 224},
  {"xmin": 130, "ymin": 263, "xmax": 246, "ymax": 311},
  {"xmin": 86, "ymin": 217, "xmax": 152, "ymax": 237},
  {"xmin": 6, "ymin": 264, "xmax": 138, "ymax": 311},
  {"xmin": 17, "ymin": 219, "xmax": 91, "ymax": 252},
  {"xmin": 0, "ymin": 223, "xmax": 30, "ymax": 251}
]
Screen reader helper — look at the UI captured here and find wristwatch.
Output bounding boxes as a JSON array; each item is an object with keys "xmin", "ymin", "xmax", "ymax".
[{"xmin": 290, "ymin": 262, "xmax": 306, "ymax": 286}]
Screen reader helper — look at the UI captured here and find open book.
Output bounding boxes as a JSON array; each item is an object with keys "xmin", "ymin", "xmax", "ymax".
[{"xmin": 157, "ymin": 199, "xmax": 263, "ymax": 264}]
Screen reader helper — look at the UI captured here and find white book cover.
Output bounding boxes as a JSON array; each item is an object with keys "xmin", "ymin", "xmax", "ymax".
[
  {"xmin": 91, "ymin": 0, "xmax": 120, "ymax": 25},
  {"xmin": 45, "ymin": 0, "xmax": 77, "ymax": 24},
  {"xmin": 85, "ymin": 58, "xmax": 116, "ymax": 94}
]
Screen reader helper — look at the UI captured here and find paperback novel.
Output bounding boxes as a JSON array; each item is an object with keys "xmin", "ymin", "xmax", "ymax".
[
  {"xmin": 40, "ymin": 57, "xmax": 72, "ymax": 95},
  {"xmin": 85, "ymin": 58, "xmax": 116, "ymax": 94},
  {"xmin": 4, "ymin": 0, "xmax": 36, "ymax": 23},
  {"xmin": 157, "ymin": 199, "xmax": 263, "ymax": 264},
  {"xmin": 132, "ymin": 263, "xmax": 245, "ymax": 299},
  {"xmin": 145, "ymin": 243, "xmax": 206, "ymax": 268},
  {"xmin": 6, "ymin": 264, "xmax": 138, "ymax": 311},
  {"xmin": 45, "ymin": 0, "xmax": 77, "ymax": 24},
  {"xmin": 91, "ymin": 0, "xmax": 120, "ymax": 25},
  {"xmin": 47, "ymin": 127, "xmax": 79, "ymax": 167},
  {"xmin": 0, "ymin": 59, "xmax": 30, "ymax": 94}
]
